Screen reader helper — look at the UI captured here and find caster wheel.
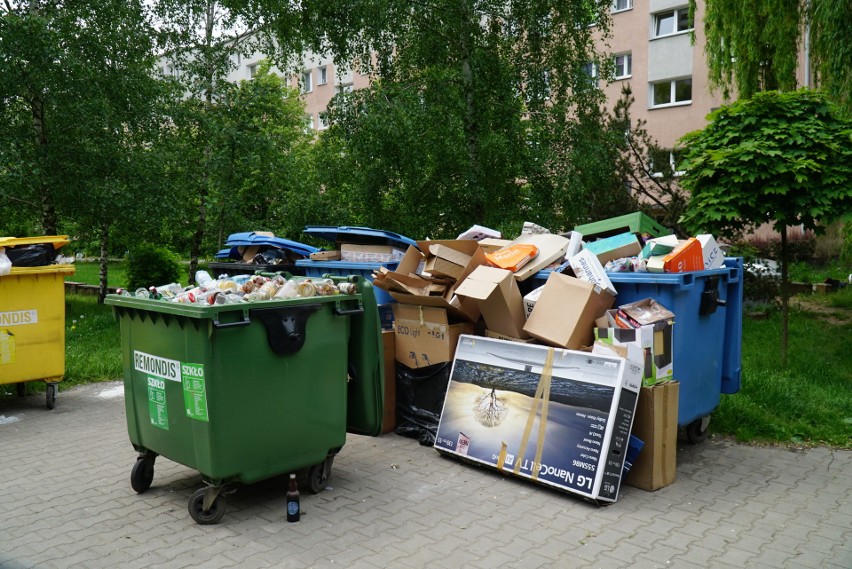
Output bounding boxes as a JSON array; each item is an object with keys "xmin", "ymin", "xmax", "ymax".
[
  {"xmin": 130, "ymin": 456, "xmax": 155, "ymax": 493},
  {"xmin": 46, "ymin": 383, "xmax": 57, "ymax": 410},
  {"xmin": 188, "ymin": 488, "xmax": 226, "ymax": 525},
  {"xmin": 686, "ymin": 416, "xmax": 711, "ymax": 444},
  {"xmin": 307, "ymin": 458, "xmax": 333, "ymax": 494}
]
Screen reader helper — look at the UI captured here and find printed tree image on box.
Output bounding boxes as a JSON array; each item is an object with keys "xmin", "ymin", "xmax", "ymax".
[{"xmin": 434, "ymin": 335, "xmax": 641, "ymax": 503}]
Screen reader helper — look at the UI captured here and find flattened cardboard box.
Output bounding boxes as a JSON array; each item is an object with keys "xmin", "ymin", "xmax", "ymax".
[
  {"xmin": 434, "ymin": 335, "xmax": 642, "ymax": 503},
  {"xmin": 393, "ymin": 304, "xmax": 474, "ymax": 369},
  {"xmin": 340, "ymin": 243, "xmax": 405, "ymax": 263},
  {"xmin": 624, "ymin": 381, "xmax": 679, "ymax": 491}
]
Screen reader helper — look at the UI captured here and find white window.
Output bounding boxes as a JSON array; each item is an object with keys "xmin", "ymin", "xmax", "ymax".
[
  {"xmin": 614, "ymin": 53, "xmax": 632, "ymax": 79},
  {"xmin": 248, "ymin": 63, "xmax": 258, "ymax": 79},
  {"xmin": 301, "ymin": 70, "xmax": 313, "ymax": 93},
  {"xmin": 612, "ymin": 0, "xmax": 633, "ymax": 12},
  {"xmin": 654, "ymin": 7, "xmax": 692, "ymax": 37},
  {"xmin": 318, "ymin": 112, "xmax": 329, "ymax": 129},
  {"xmin": 651, "ymin": 77, "xmax": 692, "ymax": 107},
  {"xmin": 318, "ymin": 66, "xmax": 328, "ymax": 85},
  {"xmin": 336, "ymin": 83, "xmax": 353, "ymax": 95},
  {"xmin": 304, "ymin": 114, "xmax": 314, "ymax": 132},
  {"xmin": 582, "ymin": 62, "xmax": 598, "ymax": 89}
]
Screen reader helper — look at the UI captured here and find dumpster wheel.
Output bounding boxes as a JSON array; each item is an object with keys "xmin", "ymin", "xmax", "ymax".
[
  {"xmin": 130, "ymin": 454, "xmax": 156, "ymax": 493},
  {"xmin": 307, "ymin": 456, "xmax": 334, "ymax": 494},
  {"xmin": 188, "ymin": 487, "xmax": 227, "ymax": 525},
  {"xmin": 686, "ymin": 416, "xmax": 711, "ymax": 444},
  {"xmin": 45, "ymin": 383, "xmax": 57, "ymax": 410}
]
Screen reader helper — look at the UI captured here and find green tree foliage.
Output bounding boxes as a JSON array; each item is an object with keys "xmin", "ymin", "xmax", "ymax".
[
  {"xmin": 679, "ymin": 89, "xmax": 852, "ymax": 363},
  {"xmin": 0, "ymin": 0, "xmax": 168, "ymax": 300},
  {"xmin": 231, "ymin": 0, "xmax": 623, "ymax": 237},
  {"xmin": 810, "ymin": 0, "xmax": 852, "ymax": 115},
  {"xmin": 692, "ymin": 0, "xmax": 852, "ymax": 115}
]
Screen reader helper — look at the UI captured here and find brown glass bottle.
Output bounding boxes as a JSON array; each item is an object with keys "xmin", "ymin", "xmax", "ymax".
[{"xmin": 286, "ymin": 473, "xmax": 300, "ymax": 522}]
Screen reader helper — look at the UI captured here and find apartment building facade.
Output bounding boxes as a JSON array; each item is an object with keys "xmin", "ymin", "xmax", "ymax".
[{"xmin": 168, "ymin": 1, "xmax": 803, "ymax": 151}]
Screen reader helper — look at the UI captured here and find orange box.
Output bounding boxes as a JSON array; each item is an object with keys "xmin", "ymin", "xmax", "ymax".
[
  {"xmin": 486, "ymin": 244, "xmax": 538, "ymax": 272},
  {"xmin": 662, "ymin": 238, "xmax": 704, "ymax": 273}
]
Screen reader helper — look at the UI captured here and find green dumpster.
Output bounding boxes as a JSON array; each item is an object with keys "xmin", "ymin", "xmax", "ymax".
[{"xmin": 105, "ymin": 275, "xmax": 384, "ymax": 524}]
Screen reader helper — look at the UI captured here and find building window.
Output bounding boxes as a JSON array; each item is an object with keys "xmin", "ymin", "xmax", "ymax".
[
  {"xmin": 612, "ymin": 0, "xmax": 632, "ymax": 12},
  {"xmin": 304, "ymin": 114, "xmax": 314, "ymax": 132},
  {"xmin": 318, "ymin": 112, "xmax": 329, "ymax": 129},
  {"xmin": 248, "ymin": 64, "xmax": 258, "ymax": 78},
  {"xmin": 582, "ymin": 62, "xmax": 598, "ymax": 89},
  {"xmin": 318, "ymin": 66, "xmax": 328, "ymax": 85},
  {"xmin": 301, "ymin": 70, "xmax": 313, "ymax": 93},
  {"xmin": 651, "ymin": 78, "xmax": 692, "ymax": 107},
  {"xmin": 614, "ymin": 53, "xmax": 632, "ymax": 79},
  {"xmin": 653, "ymin": 7, "xmax": 692, "ymax": 37},
  {"xmin": 336, "ymin": 83, "xmax": 353, "ymax": 95}
]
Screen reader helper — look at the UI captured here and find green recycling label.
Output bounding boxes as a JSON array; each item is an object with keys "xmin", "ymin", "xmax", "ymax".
[
  {"xmin": 181, "ymin": 362, "xmax": 209, "ymax": 422},
  {"xmin": 147, "ymin": 377, "xmax": 169, "ymax": 430}
]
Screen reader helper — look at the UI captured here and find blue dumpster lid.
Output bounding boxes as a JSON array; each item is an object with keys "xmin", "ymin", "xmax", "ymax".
[
  {"xmin": 221, "ymin": 233, "xmax": 319, "ymax": 258},
  {"xmin": 302, "ymin": 226, "xmax": 418, "ymax": 250}
]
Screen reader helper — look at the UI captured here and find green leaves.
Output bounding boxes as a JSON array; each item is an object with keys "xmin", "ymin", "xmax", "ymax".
[{"xmin": 680, "ymin": 90, "xmax": 852, "ymax": 239}]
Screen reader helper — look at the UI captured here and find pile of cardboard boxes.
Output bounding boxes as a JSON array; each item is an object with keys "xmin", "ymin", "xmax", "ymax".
[{"xmin": 365, "ymin": 215, "xmax": 725, "ymax": 502}]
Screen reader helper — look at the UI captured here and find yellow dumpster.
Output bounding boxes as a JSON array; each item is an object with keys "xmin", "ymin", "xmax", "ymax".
[{"xmin": 0, "ymin": 236, "xmax": 75, "ymax": 409}]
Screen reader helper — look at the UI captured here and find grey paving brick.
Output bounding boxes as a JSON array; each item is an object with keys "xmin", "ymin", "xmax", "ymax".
[{"xmin": 2, "ymin": 382, "xmax": 851, "ymax": 569}]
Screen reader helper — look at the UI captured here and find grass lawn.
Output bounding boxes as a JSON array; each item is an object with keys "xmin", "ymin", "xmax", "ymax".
[{"xmin": 712, "ymin": 288, "xmax": 852, "ymax": 447}]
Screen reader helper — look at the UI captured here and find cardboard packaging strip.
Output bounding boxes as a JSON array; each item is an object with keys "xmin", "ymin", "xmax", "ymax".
[{"xmin": 624, "ymin": 381, "xmax": 679, "ymax": 491}]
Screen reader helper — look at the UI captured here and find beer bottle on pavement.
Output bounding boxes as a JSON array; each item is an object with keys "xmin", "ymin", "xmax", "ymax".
[{"xmin": 287, "ymin": 474, "xmax": 300, "ymax": 522}]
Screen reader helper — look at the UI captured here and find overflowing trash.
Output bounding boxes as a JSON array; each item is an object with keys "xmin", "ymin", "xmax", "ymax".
[
  {"xmin": 97, "ymin": 212, "xmax": 743, "ymax": 510},
  {"xmin": 116, "ymin": 271, "xmax": 357, "ymax": 304}
]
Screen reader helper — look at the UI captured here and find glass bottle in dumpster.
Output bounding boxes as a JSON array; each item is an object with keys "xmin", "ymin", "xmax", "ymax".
[
  {"xmin": 287, "ymin": 473, "xmax": 300, "ymax": 522},
  {"xmin": 195, "ymin": 270, "xmax": 214, "ymax": 288}
]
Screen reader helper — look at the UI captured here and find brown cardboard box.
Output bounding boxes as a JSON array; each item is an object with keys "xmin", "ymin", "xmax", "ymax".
[
  {"xmin": 454, "ymin": 266, "xmax": 529, "ymax": 339},
  {"xmin": 523, "ymin": 273, "xmax": 615, "ymax": 349},
  {"xmin": 381, "ymin": 330, "xmax": 397, "ymax": 434},
  {"xmin": 340, "ymin": 243, "xmax": 405, "ymax": 263},
  {"xmin": 393, "ymin": 304, "xmax": 474, "ymax": 368},
  {"xmin": 484, "ymin": 329, "xmax": 536, "ymax": 343},
  {"xmin": 625, "ymin": 381, "xmax": 679, "ymax": 491},
  {"xmin": 384, "ymin": 241, "xmax": 489, "ymax": 322}
]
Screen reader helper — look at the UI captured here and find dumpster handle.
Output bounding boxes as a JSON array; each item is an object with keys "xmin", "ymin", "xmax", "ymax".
[
  {"xmin": 212, "ymin": 314, "xmax": 251, "ymax": 329},
  {"xmin": 334, "ymin": 305, "xmax": 364, "ymax": 317}
]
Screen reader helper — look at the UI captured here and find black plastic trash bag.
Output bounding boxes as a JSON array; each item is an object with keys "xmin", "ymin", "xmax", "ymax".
[
  {"xmin": 394, "ymin": 362, "xmax": 451, "ymax": 446},
  {"xmin": 6, "ymin": 244, "xmax": 55, "ymax": 267}
]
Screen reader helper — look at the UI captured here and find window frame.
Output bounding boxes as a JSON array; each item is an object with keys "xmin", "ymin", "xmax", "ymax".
[
  {"xmin": 301, "ymin": 70, "xmax": 313, "ymax": 93},
  {"xmin": 650, "ymin": 77, "xmax": 693, "ymax": 108},
  {"xmin": 318, "ymin": 66, "xmax": 328, "ymax": 85},
  {"xmin": 614, "ymin": 53, "xmax": 632, "ymax": 80},
  {"xmin": 652, "ymin": 7, "xmax": 692, "ymax": 38},
  {"xmin": 612, "ymin": 0, "xmax": 633, "ymax": 13}
]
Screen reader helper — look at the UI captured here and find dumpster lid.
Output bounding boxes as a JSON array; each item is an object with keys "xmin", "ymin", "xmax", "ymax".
[
  {"xmin": 7, "ymin": 264, "xmax": 76, "ymax": 276},
  {"xmin": 0, "ymin": 235, "xmax": 71, "ymax": 250},
  {"xmin": 302, "ymin": 226, "xmax": 418, "ymax": 250},
  {"xmin": 221, "ymin": 233, "xmax": 320, "ymax": 258}
]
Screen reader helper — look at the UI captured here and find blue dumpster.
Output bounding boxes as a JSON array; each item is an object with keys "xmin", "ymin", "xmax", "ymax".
[
  {"xmin": 525, "ymin": 258, "xmax": 743, "ymax": 442},
  {"xmin": 607, "ymin": 258, "xmax": 743, "ymax": 442}
]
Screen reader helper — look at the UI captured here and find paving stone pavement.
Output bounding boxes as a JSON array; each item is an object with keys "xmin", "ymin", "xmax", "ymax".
[{"xmin": 1, "ymin": 381, "xmax": 849, "ymax": 569}]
